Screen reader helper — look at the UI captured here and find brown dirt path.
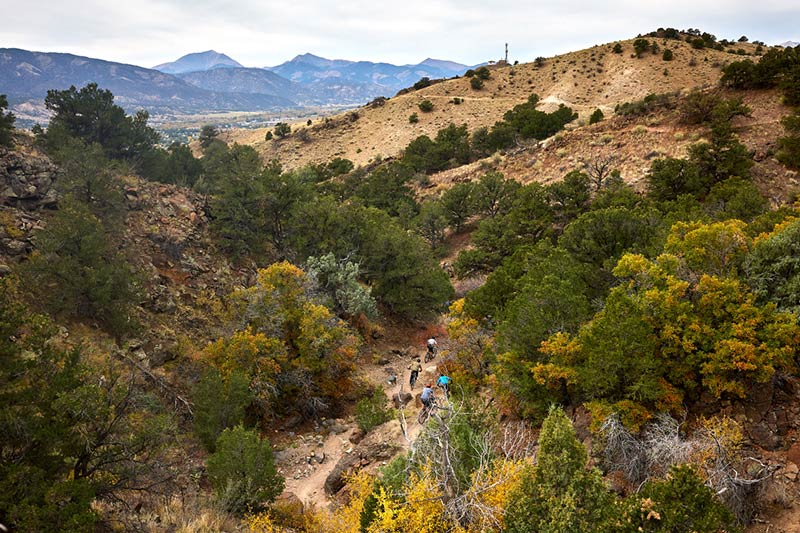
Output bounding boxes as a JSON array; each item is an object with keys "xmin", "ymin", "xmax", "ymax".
[{"xmin": 274, "ymin": 321, "xmax": 449, "ymax": 510}]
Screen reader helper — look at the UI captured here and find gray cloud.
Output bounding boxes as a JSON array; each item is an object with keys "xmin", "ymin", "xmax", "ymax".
[{"xmin": 2, "ymin": 0, "xmax": 798, "ymax": 68}]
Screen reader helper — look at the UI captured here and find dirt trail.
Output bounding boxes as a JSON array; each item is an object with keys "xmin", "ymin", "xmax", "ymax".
[{"xmin": 275, "ymin": 326, "xmax": 447, "ymax": 509}]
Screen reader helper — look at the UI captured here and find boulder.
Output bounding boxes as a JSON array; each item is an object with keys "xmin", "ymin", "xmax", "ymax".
[
  {"xmin": 282, "ymin": 415, "xmax": 304, "ymax": 430},
  {"xmin": 0, "ymin": 150, "xmax": 59, "ymax": 210},
  {"xmin": 784, "ymin": 462, "xmax": 798, "ymax": 481},
  {"xmin": 392, "ymin": 391, "xmax": 412, "ymax": 409},
  {"xmin": 349, "ymin": 428, "xmax": 366, "ymax": 445},
  {"xmin": 328, "ymin": 423, "xmax": 349, "ymax": 435},
  {"xmin": 747, "ymin": 421, "xmax": 783, "ymax": 451},
  {"xmin": 324, "ymin": 420, "xmax": 402, "ymax": 495},
  {"xmin": 272, "ymin": 492, "xmax": 304, "ymax": 523},
  {"xmin": 786, "ymin": 441, "xmax": 800, "ymax": 466}
]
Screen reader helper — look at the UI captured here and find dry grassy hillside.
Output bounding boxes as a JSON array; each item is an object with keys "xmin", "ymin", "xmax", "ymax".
[
  {"xmin": 417, "ymin": 88, "xmax": 798, "ymax": 205},
  {"xmin": 225, "ymin": 37, "xmax": 763, "ymax": 170}
]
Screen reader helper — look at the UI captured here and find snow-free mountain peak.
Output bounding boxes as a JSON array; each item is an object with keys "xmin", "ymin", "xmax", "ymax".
[{"xmin": 153, "ymin": 50, "xmax": 243, "ymax": 74}]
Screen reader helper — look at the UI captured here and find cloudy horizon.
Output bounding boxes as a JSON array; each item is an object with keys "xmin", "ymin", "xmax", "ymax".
[{"xmin": 2, "ymin": 0, "xmax": 799, "ymax": 69}]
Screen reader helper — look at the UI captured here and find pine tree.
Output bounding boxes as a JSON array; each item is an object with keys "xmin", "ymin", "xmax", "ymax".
[{"xmin": 505, "ymin": 407, "xmax": 617, "ymax": 533}]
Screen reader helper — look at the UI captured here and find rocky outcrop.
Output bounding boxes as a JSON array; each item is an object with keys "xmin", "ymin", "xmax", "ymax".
[
  {"xmin": 392, "ymin": 391, "xmax": 412, "ymax": 409},
  {"xmin": 324, "ymin": 420, "xmax": 403, "ymax": 495},
  {"xmin": 0, "ymin": 147, "xmax": 59, "ymax": 210},
  {"xmin": 0, "ymin": 209, "xmax": 44, "ymax": 261}
]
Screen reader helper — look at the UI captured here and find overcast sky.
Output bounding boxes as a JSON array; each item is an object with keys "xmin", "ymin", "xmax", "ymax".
[{"xmin": 2, "ymin": 0, "xmax": 799, "ymax": 68}]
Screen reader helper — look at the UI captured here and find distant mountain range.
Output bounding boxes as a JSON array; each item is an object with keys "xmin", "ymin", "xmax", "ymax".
[
  {"xmin": 265, "ymin": 53, "xmax": 471, "ymax": 96},
  {"xmin": 176, "ymin": 67, "xmax": 299, "ymax": 102},
  {"xmin": 779, "ymin": 41, "xmax": 799, "ymax": 48},
  {"xmin": 0, "ymin": 48, "xmax": 295, "ymax": 121},
  {"xmin": 153, "ymin": 50, "xmax": 243, "ymax": 74},
  {"xmin": 162, "ymin": 51, "xmax": 473, "ymax": 105},
  {"xmin": 0, "ymin": 48, "xmax": 474, "ymax": 122}
]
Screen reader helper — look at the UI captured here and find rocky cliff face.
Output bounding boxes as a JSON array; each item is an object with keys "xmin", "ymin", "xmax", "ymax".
[
  {"xmin": 0, "ymin": 143, "xmax": 59, "ymax": 210},
  {"xmin": 0, "ymin": 138, "xmax": 253, "ymax": 370},
  {"xmin": 0, "ymin": 141, "xmax": 59, "ymax": 267}
]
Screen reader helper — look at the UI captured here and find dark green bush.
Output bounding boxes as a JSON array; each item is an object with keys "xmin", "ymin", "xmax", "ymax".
[
  {"xmin": 622, "ymin": 465, "xmax": 738, "ymax": 532},
  {"xmin": 22, "ymin": 200, "xmax": 140, "ymax": 337},
  {"xmin": 633, "ymin": 38, "xmax": 650, "ymax": 57},
  {"xmin": 778, "ymin": 114, "xmax": 800, "ymax": 168},
  {"xmin": 0, "ymin": 94, "xmax": 15, "ymax": 148},
  {"xmin": 413, "ymin": 77, "xmax": 432, "ymax": 90},
  {"xmin": 418, "ymin": 99, "xmax": 434, "ymax": 112},
  {"xmin": 354, "ymin": 388, "xmax": 393, "ymax": 433},
  {"xmin": 193, "ymin": 369, "xmax": 253, "ymax": 451},
  {"xmin": 198, "ymin": 125, "xmax": 219, "ymax": 149},
  {"xmin": 615, "ymin": 92, "xmax": 678, "ymax": 116},
  {"xmin": 744, "ymin": 218, "xmax": 800, "ymax": 314},
  {"xmin": 505, "ymin": 407, "xmax": 617, "ymax": 532},
  {"xmin": 646, "ymin": 158, "xmax": 707, "ymax": 201},
  {"xmin": 206, "ymin": 426, "xmax": 284, "ymax": 514}
]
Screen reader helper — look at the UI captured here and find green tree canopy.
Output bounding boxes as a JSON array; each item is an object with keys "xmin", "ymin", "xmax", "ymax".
[
  {"xmin": 0, "ymin": 94, "xmax": 15, "ymax": 148},
  {"xmin": 198, "ymin": 124, "xmax": 219, "ymax": 149},
  {"xmin": 0, "ymin": 281, "xmax": 175, "ymax": 531},
  {"xmin": 206, "ymin": 426, "xmax": 284, "ymax": 514},
  {"xmin": 22, "ymin": 200, "xmax": 140, "ymax": 337},
  {"xmin": 43, "ymin": 83, "xmax": 159, "ymax": 165},
  {"xmin": 505, "ymin": 407, "xmax": 616, "ymax": 532},
  {"xmin": 744, "ymin": 217, "xmax": 800, "ymax": 314}
]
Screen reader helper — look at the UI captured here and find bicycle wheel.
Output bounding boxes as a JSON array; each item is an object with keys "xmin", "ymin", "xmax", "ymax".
[{"xmin": 417, "ymin": 405, "xmax": 430, "ymax": 424}]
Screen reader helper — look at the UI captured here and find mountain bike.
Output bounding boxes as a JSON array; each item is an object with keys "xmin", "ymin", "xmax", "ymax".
[
  {"xmin": 424, "ymin": 343, "xmax": 437, "ymax": 363},
  {"xmin": 417, "ymin": 396, "xmax": 449, "ymax": 424}
]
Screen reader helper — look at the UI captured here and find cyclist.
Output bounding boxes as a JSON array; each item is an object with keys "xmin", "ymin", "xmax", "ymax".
[
  {"xmin": 420, "ymin": 383, "xmax": 435, "ymax": 410},
  {"xmin": 418, "ymin": 383, "xmax": 436, "ymax": 424},
  {"xmin": 436, "ymin": 373, "xmax": 452, "ymax": 398},
  {"xmin": 426, "ymin": 336, "xmax": 438, "ymax": 361},
  {"xmin": 408, "ymin": 359, "xmax": 422, "ymax": 389}
]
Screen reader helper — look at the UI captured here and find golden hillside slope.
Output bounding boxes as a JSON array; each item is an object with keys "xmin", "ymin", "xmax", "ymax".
[
  {"xmin": 225, "ymin": 37, "xmax": 763, "ymax": 170},
  {"xmin": 417, "ymin": 88, "xmax": 797, "ymax": 206}
]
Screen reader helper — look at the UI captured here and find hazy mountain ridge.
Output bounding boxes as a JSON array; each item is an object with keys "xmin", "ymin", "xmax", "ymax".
[
  {"xmin": 176, "ymin": 67, "xmax": 299, "ymax": 101},
  {"xmin": 265, "ymin": 52, "xmax": 472, "ymax": 94},
  {"xmin": 175, "ymin": 67, "xmax": 384, "ymax": 106},
  {"xmin": 1, "ymin": 48, "xmax": 475, "ymax": 120},
  {"xmin": 0, "ymin": 48, "xmax": 297, "ymax": 120},
  {"xmin": 153, "ymin": 50, "xmax": 244, "ymax": 74}
]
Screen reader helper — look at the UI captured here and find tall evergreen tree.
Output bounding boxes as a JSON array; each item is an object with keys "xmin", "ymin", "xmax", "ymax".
[{"xmin": 0, "ymin": 94, "xmax": 15, "ymax": 148}]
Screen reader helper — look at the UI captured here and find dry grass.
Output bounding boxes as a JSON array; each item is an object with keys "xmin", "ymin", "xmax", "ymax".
[
  {"xmin": 226, "ymin": 38, "xmax": 764, "ymax": 172},
  {"xmin": 145, "ymin": 495, "xmax": 241, "ymax": 533}
]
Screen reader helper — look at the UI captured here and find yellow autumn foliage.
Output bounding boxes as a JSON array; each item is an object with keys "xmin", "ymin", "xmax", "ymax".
[
  {"xmin": 368, "ymin": 466, "xmax": 450, "ymax": 533},
  {"xmin": 445, "ymin": 298, "xmax": 495, "ymax": 383},
  {"xmin": 307, "ymin": 470, "xmax": 376, "ymax": 533},
  {"xmin": 462, "ymin": 458, "xmax": 530, "ymax": 532}
]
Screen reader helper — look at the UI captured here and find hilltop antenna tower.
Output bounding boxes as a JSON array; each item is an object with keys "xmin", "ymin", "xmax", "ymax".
[{"xmin": 505, "ymin": 43, "xmax": 508, "ymax": 63}]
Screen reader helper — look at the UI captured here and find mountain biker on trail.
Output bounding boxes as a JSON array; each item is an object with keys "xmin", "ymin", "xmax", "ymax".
[
  {"xmin": 426, "ymin": 336, "xmax": 438, "ymax": 361},
  {"xmin": 437, "ymin": 373, "xmax": 451, "ymax": 398},
  {"xmin": 408, "ymin": 359, "xmax": 422, "ymax": 389},
  {"xmin": 420, "ymin": 383, "xmax": 435, "ymax": 409}
]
